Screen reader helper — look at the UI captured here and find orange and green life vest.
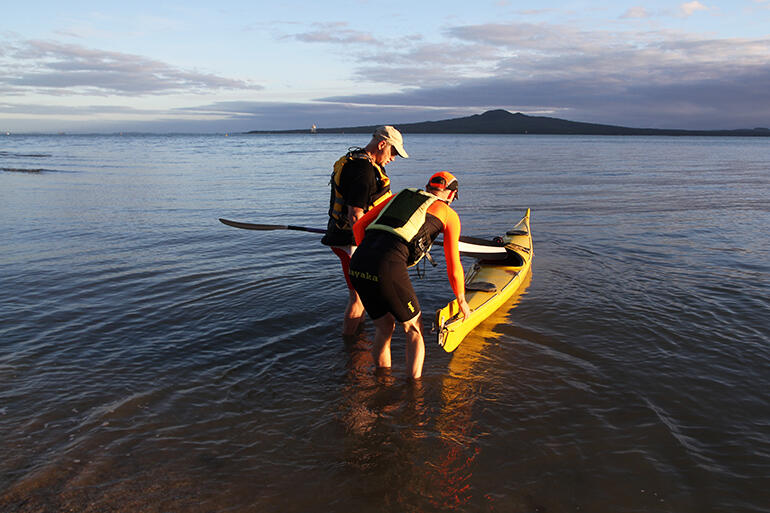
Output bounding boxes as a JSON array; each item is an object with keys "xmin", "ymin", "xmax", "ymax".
[{"xmin": 366, "ymin": 188, "xmax": 438, "ymax": 267}]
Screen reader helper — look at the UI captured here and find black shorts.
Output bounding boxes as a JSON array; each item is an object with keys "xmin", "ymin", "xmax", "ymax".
[{"xmin": 349, "ymin": 244, "xmax": 420, "ymax": 323}]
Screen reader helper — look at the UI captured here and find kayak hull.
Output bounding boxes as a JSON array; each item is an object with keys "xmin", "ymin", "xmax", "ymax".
[{"xmin": 433, "ymin": 209, "xmax": 533, "ymax": 352}]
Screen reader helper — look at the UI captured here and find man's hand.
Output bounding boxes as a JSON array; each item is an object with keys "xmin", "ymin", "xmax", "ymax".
[
  {"xmin": 458, "ymin": 297, "xmax": 471, "ymax": 319},
  {"xmin": 348, "ymin": 206, "xmax": 365, "ymax": 227}
]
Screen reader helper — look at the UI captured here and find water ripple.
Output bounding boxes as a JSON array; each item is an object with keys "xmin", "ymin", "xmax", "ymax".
[{"xmin": 2, "ymin": 134, "xmax": 768, "ymax": 512}]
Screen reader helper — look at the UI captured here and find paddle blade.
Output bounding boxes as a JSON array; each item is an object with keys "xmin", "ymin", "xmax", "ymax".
[
  {"xmin": 219, "ymin": 218, "xmax": 287, "ymax": 231},
  {"xmin": 219, "ymin": 218, "xmax": 327, "ymax": 234}
]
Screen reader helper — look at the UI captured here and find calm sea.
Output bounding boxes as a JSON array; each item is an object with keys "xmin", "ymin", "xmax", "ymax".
[{"xmin": 1, "ymin": 133, "xmax": 768, "ymax": 512}]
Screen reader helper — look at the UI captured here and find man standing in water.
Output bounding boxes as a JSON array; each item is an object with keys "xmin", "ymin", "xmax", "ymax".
[
  {"xmin": 321, "ymin": 126, "xmax": 409, "ymax": 336},
  {"xmin": 349, "ymin": 172, "xmax": 471, "ymax": 379}
]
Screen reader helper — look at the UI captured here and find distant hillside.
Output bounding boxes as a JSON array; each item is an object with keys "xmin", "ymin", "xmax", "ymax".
[{"xmin": 248, "ymin": 109, "xmax": 770, "ymax": 136}]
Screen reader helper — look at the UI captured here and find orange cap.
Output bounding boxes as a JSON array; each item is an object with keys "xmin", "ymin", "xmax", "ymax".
[{"xmin": 427, "ymin": 171, "xmax": 458, "ymax": 191}]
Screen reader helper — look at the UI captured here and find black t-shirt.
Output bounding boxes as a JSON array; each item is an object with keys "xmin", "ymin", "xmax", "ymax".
[{"xmin": 339, "ymin": 157, "xmax": 380, "ymax": 210}]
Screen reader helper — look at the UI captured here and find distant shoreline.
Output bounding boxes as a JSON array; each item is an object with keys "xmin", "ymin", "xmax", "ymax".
[{"xmin": 246, "ymin": 109, "xmax": 770, "ymax": 137}]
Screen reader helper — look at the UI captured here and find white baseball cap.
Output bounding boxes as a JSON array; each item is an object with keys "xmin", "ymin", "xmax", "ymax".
[{"xmin": 373, "ymin": 125, "xmax": 409, "ymax": 158}]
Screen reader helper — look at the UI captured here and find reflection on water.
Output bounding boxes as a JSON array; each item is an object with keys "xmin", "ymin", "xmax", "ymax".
[
  {"xmin": 339, "ymin": 332, "xmax": 432, "ymax": 510},
  {"xmin": 334, "ymin": 273, "xmax": 533, "ymax": 513}
]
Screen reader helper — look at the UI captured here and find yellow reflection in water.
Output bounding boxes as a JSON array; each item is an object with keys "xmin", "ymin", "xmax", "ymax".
[{"xmin": 427, "ymin": 270, "xmax": 533, "ymax": 510}]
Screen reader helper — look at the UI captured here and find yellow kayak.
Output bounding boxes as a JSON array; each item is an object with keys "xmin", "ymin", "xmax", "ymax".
[{"xmin": 433, "ymin": 209, "xmax": 533, "ymax": 352}]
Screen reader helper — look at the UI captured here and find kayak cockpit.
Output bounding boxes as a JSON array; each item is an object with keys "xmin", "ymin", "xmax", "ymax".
[
  {"xmin": 479, "ymin": 247, "xmax": 525, "ymax": 266},
  {"xmin": 466, "ymin": 281, "xmax": 497, "ymax": 292}
]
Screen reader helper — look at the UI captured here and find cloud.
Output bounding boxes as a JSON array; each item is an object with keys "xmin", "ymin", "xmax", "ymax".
[
  {"xmin": 748, "ymin": 0, "xmax": 770, "ymax": 11},
  {"xmin": 680, "ymin": 1, "xmax": 708, "ymax": 16},
  {"xmin": 446, "ymin": 22, "xmax": 591, "ymax": 52},
  {"xmin": 291, "ymin": 22, "xmax": 377, "ymax": 45},
  {"xmin": 314, "ymin": 22, "xmax": 770, "ymax": 129},
  {"xmin": 621, "ymin": 6, "xmax": 650, "ymax": 19},
  {"xmin": 0, "ymin": 100, "xmax": 474, "ymax": 133},
  {"xmin": 320, "ymin": 70, "xmax": 770, "ymax": 129},
  {"xmin": 174, "ymin": 101, "xmax": 473, "ymax": 130},
  {"xmin": 350, "ymin": 22, "xmax": 749, "ymax": 86},
  {"xmin": 0, "ymin": 102, "xmax": 162, "ymax": 115},
  {"xmin": 0, "ymin": 39, "xmax": 261, "ymax": 96},
  {"xmin": 5, "ymin": 18, "xmax": 769, "ymax": 132}
]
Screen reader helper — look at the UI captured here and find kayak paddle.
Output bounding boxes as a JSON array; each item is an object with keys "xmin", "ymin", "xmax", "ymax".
[{"xmin": 219, "ymin": 218, "xmax": 510, "ymax": 259}]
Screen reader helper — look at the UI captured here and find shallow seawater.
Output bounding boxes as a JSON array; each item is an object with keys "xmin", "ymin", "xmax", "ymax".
[{"xmin": 1, "ymin": 133, "xmax": 768, "ymax": 512}]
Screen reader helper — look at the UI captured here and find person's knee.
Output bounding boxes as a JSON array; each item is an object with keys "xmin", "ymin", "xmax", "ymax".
[
  {"xmin": 373, "ymin": 314, "xmax": 396, "ymax": 333},
  {"xmin": 380, "ymin": 320, "xmax": 396, "ymax": 337},
  {"xmin": 402, "ymin": 314, "xmax": 423, "ymax": 337}
]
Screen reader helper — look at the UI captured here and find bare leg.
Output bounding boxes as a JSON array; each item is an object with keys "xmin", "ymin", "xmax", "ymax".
[
  {"xmin": 371, "ymin": 314, "xmax": 396, "ymax": 369},
  {"xmin": 402, "ymin": 314, "xmax": 425, "ymax": 379},
  {"xmin": 343, "ymin": 288, "xmax": 365, "ymax": 336},
  {"xmin": 332, "ymin": 245, "xmax": 364, "ymax": 336}
]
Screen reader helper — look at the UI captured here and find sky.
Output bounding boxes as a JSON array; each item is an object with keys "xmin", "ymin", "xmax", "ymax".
[{"xmin": 2, "ymin": 0, "xmax": 769, "ymax": 133}]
